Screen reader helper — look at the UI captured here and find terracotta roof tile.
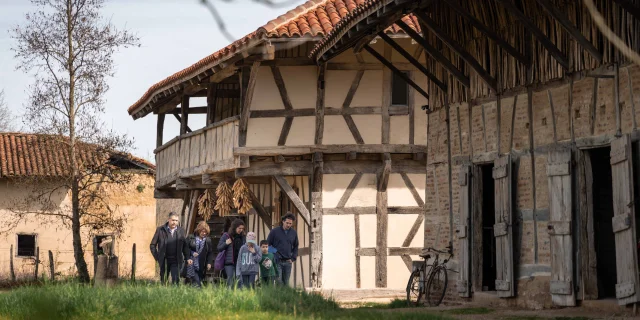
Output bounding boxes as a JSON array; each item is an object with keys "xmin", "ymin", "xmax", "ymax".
[
  {"xmin": 0, "ymin": 132, "xmax": 155, "ymax": 179},
  {"xmin": 128, "ymin": 0, "xmax": 420, "ymax": 118}
]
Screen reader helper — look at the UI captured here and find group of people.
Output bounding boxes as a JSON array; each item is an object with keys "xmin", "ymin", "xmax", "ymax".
[{"xmin": 150, "ymin": 211, "xmax": 299, "ymax": 289}]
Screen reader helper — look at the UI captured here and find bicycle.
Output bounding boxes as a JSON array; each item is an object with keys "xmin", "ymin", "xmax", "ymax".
[{"xmin": 406, "ymin": 245, "xmax": 453, "ymax": 307}]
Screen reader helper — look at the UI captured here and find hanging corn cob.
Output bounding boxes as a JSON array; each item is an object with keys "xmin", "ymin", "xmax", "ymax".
[
  {"xmin": 215, "ymin": 181, "xmax": 233, "ymax": 217},
  {"xmin": 197, "ymin": 189, "xmax": 216, "ymax": 221},
  {"xmin": 232, "ymin": 178, "xmax": 253, "ymax": 214}
]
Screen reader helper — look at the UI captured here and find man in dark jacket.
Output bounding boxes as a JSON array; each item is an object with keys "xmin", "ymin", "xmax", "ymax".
[
  {"xmin": 150, "ymin": 212, "xmax": 191, "ymax": 284},
  {"xmin": 267, "ymin": 213, "xmax": 299, "ymax": 286}
]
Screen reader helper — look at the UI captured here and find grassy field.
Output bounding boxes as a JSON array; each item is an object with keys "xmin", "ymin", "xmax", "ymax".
[{"xmin": 0, "ymin": 283, "xmax": 451, "ymax": 320}]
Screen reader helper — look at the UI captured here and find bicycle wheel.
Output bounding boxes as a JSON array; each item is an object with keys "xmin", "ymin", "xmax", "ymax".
[
  {"xmin": 425, "ymin": 265, "xmax": 448, "ymax": 307},
  {"xmin": 406, "ymin": 270, "xmax": 424, "ymax": 306}
]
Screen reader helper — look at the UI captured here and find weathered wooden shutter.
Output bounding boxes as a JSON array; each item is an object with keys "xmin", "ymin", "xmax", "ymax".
[
  {"xmin": 457, "ymin": 164, "xmax": 471, "ymax": 297},
  {"xmin": 609, "ymin": 135, "xmax": 640, "ymax": 305},
  {"xmin": 493, "ymin": 154, "xmax": 515, "ymax": 298},
  {"xmin": 546, "ymin": 149, "xmax": 576, "ymax": 306}
]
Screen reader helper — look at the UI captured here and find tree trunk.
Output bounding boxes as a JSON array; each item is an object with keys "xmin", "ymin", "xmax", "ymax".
[{"xmin": 67, "ymin": 0, "xmax": 90, "ymax": 283}]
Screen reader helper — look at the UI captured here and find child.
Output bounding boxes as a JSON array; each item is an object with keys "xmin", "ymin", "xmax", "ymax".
[
  {"xmin": 259, "ymin": 240, "xmax": 276, "ymax": 286},
  {"xmin": 235, "ymin": 232, "xmax": 262, "ymax": 289}
]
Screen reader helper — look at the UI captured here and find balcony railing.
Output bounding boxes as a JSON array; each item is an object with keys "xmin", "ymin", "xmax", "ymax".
[{"xmin": 155, "ymin": 116, "xmax": 239, "ymax": 186}]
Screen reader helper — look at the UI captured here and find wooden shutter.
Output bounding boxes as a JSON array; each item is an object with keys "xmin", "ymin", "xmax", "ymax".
[
  {"xmin": 493, "ymin": 154, "xmax": 515, "ymax": 298},
  {"xmin": 457, "ymin": 164, "xmax": 471, "ymax": 297},
  {"xmin": 546, "ymin": 149, "xmax": 576, "ymax": 306},
  {"xmin": 609, "ymin": 135, "xmax": 640, "ymax": 305}
]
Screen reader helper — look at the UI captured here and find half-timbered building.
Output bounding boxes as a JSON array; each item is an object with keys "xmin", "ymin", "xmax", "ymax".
[{"xmin": 310, "ymin": 0, "xmax": 640, "ymax": 310}]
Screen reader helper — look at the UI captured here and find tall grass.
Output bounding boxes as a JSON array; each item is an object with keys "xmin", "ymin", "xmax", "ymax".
[{"xmin": 0, "ymin": 283, "xmax": 451, "ymax": 320}]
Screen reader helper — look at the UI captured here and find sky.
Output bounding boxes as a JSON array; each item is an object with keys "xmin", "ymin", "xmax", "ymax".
[{"xmin": 0, "ymin": 0, "xmax": 301, "ymax": 162}]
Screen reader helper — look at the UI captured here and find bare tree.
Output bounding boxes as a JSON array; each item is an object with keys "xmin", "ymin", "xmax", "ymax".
[
  {"xmin": 0, "ymin": 90, "xmax": 16, "ymax": 132},
  {"xmin": 11, "ymin": 0, "xmax": 139, "ymax": 282}
]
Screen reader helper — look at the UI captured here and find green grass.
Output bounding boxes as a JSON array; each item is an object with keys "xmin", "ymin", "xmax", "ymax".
[
  {"xmin": 0, "ymin": 283, "xmax": 453, "ymax": 320},
  {"xmin": 444, "ymin": 307, "xmax": 494, "ymax": 315}
]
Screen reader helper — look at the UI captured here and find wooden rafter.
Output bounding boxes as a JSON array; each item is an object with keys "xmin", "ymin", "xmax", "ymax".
[
  {"xmin": 273, "ymin": 175, "xmax": 311, "ymax": 224},
  {"xmin": 396, "ymin": 20, "xmax": 470, "ymax": 88},
  {"xmin": 415, "ymin": 11, "xmax": 498, "ymax": 91},
  {"xmin": 495, "ymin": 0, "xmax": 570, "ymax": 69},
  {"xmin": 272, "ymin": 66, "xmax": 294, "ymax": 146},
  {"xmin": 535, "ymin": 0, "xmax": 602, "ymax": 62},
  {"xmin": 442, "ymin": 0, "xmax": 528, "ymax": 64},
  {"xmin": 363, "ymin": 45, "xmax": 430, "ymax": 100},
  {"xmin": 172, "ymin": 113, "xmax": 192, "ymax": 133},
  {"xmin": 378, "ymin": 32, "xmax": 447, "ymax": 91}
]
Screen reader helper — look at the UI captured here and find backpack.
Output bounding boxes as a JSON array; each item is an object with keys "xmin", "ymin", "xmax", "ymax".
[{"xmin": 214, "ymin": 233, "xmax": 230, "ymax": 271}]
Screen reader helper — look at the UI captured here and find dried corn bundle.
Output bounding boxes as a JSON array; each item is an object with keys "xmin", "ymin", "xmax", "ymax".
[
  {"xmin": 215, "ymin": 181, "xmax": 233, "ymax": 217},
  {"xmin": 197, "ymin": 189, "xmax": 216, "ymax": 221},
  {"xmin": 232, "ymin": 178, "xmax": 253, "ymax": 214}
]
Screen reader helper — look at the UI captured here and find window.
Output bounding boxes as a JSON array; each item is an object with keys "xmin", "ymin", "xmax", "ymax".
[
  {"xmin": 391, "ymin": 71, "xmax": 409, "ymax": 106},
  {"xmin": 95, "ymin": 234, "xmax": 114, "ymax": 255},
  {"xmin": 17, "ymin": 234, "xmax": 36, "ymax": 257}
]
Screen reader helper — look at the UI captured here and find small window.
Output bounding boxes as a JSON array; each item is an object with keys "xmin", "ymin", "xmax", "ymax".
[
  {"xmin": 391, "ymin": 71, "xmax": 409, "ymax": 106},
  {"xmin": 17, "ymin": 234, "xmax": 36, "ymax": 257},
  {"xmin": 95, "ymin": 235, "xmax": 114, "ymax": 255}
]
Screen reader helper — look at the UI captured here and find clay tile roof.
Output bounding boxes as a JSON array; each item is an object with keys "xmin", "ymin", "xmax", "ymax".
[
  {"xmin": 127, "ymin": 0, "xmax": 419, "ymax": 119},
  {"xmin": 0, "ymin": 132, "xmax": 155, "ymax": 179}
]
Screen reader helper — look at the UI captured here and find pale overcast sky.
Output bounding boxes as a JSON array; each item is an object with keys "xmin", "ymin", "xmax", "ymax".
[{"xmin": 0, "ymin": 0, "xmax": 300, "ymax": 162}]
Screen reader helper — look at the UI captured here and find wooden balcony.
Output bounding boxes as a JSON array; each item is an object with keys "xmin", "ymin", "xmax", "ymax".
[{"xmin": 155, "ymin": 116, "xmax": 239, "ymax": 187}]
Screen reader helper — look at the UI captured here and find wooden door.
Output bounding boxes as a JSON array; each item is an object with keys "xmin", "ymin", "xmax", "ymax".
[
  {"xmin": 457, "ymin": 164, "xmax": 471, "ymax": 297},
  {"xmin": 547, "ymin": 149, "xmax": 576, "ymax": 306},
  {"xmin": 609, "ymin": 135, "xmax": 640, "ymax": 305},
  {"xmin": 493, "ymin": 154, "xmax": 515, "ymax": 298}
]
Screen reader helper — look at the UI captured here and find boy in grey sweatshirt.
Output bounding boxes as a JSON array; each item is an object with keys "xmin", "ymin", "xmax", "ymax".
[{"xmin": 236, "ymin": 232, "xmax": 262, "ymax": 289}]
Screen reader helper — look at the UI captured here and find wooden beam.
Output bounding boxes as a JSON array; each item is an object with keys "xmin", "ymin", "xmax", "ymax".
[
  {"xmin": 323, "ymin": 206, "xmax": 423, "ymax": 215},
  {"xmin": 324, "ymin": 160, "xmax": 427, "ymax": 174},
  {"xmin": 154, "ymin": 188, "xmax": 184, "ymax": 199},
  {"xmin": 315, "ymin": 63, "xmax": 326, "ymax": 145},
  {"xmin": 310, "ymin": 152, "xmax": 323, "ymax": 288},
  {"xmin": 239, "ymin": 61, "xmax": 261, "ymax": 147},
  {"xmin": 278, "ymin": 117, "xmax": 294, "ymax": 146},
  {"xmin": 235, "ymin": 161, "xmax": 312, "ymax": 177},
  {"xmin": 336, "ymin": 173, "xmax": 364, "ymax": 208},
  {"xmin": 378, "ymin": 32, "xmax": 447, "ymax": 91},
  {"xmin": 171, "ymin": 106, "xmax": 208, "ymax": 115},
  {"xmin": 250, "ymin": 191, "xmax": 272, "ymax": 231},
  {"xmin": 612, "ymin": 0, "xmax": 640, "ymax": 21},
  {"xmin": 206, "ymin": 85, "xmax": 217, "ymax": 125},
  {"xmin": 343, "ymin": 70, "xmax": 366, "ymax": 144},
  {"xmin": 535, "ymin": 0, "xmax": 602, "ymax": 62},
  {"xmin": 363, "ymin": 45, "xmax": 430, "ymax": 100},
  {"xmin": 495, "ymin": 0, "xmax": 570, "ymax": 69},
  {"xmin": 172, "ymin": 113, "xmax": 192, "ymax": 133},
  {"xmin": 377, "ymin": 153, "xmax": 391, "ymax": 192},
  {"xmin": 234, "ymin": 144, "xmax": 429, "ymax": 156},
  {"xmin": 415, "ymin": 11, "xmax": 497, "ymax": 91},
  {"xmin": 272, "ymin": 65, "xmax": 294, "ymax": 146},
  {"xmin": 250, "ymin": 106, "xmax": 380, "ymax": 118},
  {"xmin": 273, "ymin": 175, "xmax": 311, "ymax": 224},
  {"xmin": 180, "ymin": 95, "xmax": 189, "ymax": 135},
  {"xmin": 175, "ymin": 178, "xmax": 211, "ymax": 190},
  {"xmin": 156, "ymin": 114, "xmax": 165, "ymax": 148},
  {"xmin": 396, "ymin": 20, "xmax": 470, "ymax": 88},
  {"xmin": 443, "ymin": 0, "xmax": 528, "ymax": 64}
]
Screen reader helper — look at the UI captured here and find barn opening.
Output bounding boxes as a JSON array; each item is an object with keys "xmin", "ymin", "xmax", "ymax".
[
  {"xmin": 481, "ymin": 163, "xmax": 497, "ymax": 291},
  {"xmin": 589, "ymin": 147, "xmax": 617, "ymax": 299}
]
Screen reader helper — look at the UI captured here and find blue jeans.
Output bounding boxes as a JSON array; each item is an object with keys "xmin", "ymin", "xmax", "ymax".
[
  {"xmin": 224, "ymin": 265, "xmax": 237, "ymax": 288},
  {"xmin": 240, "ymin": 274, "xmax": 256, "ymax": 289},
  {"xmin": 277, "ymin": 260, "xmax": 292, "ymax": 286}
]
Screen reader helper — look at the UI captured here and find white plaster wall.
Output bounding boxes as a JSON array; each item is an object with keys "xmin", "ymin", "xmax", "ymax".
[
  {"xmin": 323, "ymin": 115, "xmax": 356, "ymax": 145},
  {"xmin": 246, "ymin": 117, "xmax": 284, "ymax": 147},
  {"xmin": 351, "ymin": 70, "xmax": 383, "ymax": 107},
  {"xmin": 280, "ymin": 66, "xmax": 317, "ymax": 109},
  {"xmin": 322, "ymin": 214, "xmax": 356, "ymax": 289},
  {"xmin": 286, "ymin": 117, "xmax": 315, "ymax": 146},
  {"xmin": 251, "ymin": 66, "xmax": 284, "ymax": 110},
  {"xmin": 390, "ymin": 116, "xmax": 410, "ymax": 144},
  {"xmin": 351, "ymin": 115, "xmax": 382, "ymax": 144},
  {"xmin": 344, "ymin": 174, "xmax": 377, "ymax": 208},
  {"xmin": 326, "ymin": 70, "xmax": 357, "ymax": 108}
]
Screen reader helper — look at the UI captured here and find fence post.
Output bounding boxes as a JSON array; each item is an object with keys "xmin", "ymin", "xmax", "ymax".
[
  {"xmin": 48, "ymin": 250, "xmax": 55, "ymax": 281},
  {"xmin": 131, "ymin": 243, "xmax": 136, "ymax": 282},
  {"xmin": 34, "ymin": 247, "xmax": 39, "ymax": 281},
  {"xmin": 9, "ymin": 244, "xmax": 16, "ymax": 282}
]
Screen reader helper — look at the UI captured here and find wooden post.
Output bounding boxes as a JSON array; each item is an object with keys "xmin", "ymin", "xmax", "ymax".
[
  {"xmin": 207, "ymin": 84, "xmax": 218, "ymax": 125},
  {"xmin": 93, "ymin": 237, "xmax": 98, "ymax": 277},
  {"xmin": 131, "ymin": 243, "xmax": 136, "ymax": 282},
  {"xmin": 239, "ymin": 62, "xmax": 261, "ymax": 147},
  {"xmin": 9, "ymin": 244, "xmax": 15, "ymax": 282},
  {"xmin": 34, "ymin": 246, "xmax": 39, "ymax": 281},
  {"xmin": 48, "ymin": 250, "xmax": 55, "ymax": 281},
  {"xmin": 382, "ymin": 43, "xmax": 391, "ymax": 144},
  {"xmin": 376, "ymin": 153, "xmax": 391, "ymax": 288},
  {"xmin": 315, "ymin": 64, "xmax": 326, "ymax": 145},
  {"xmin": 180, "ymin": 95, "xmax": 190, "ymax": 135},
  {"xmin": 156, "ymin": 114, "xmax": 165, "ymax": 148},
  {"xmin": 310, "ymin": 152, "xmax": 323, "ymax": 288},
  {"xmin": 615, "ymin": 63, "xmax": 622, "ymax": 137}
]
